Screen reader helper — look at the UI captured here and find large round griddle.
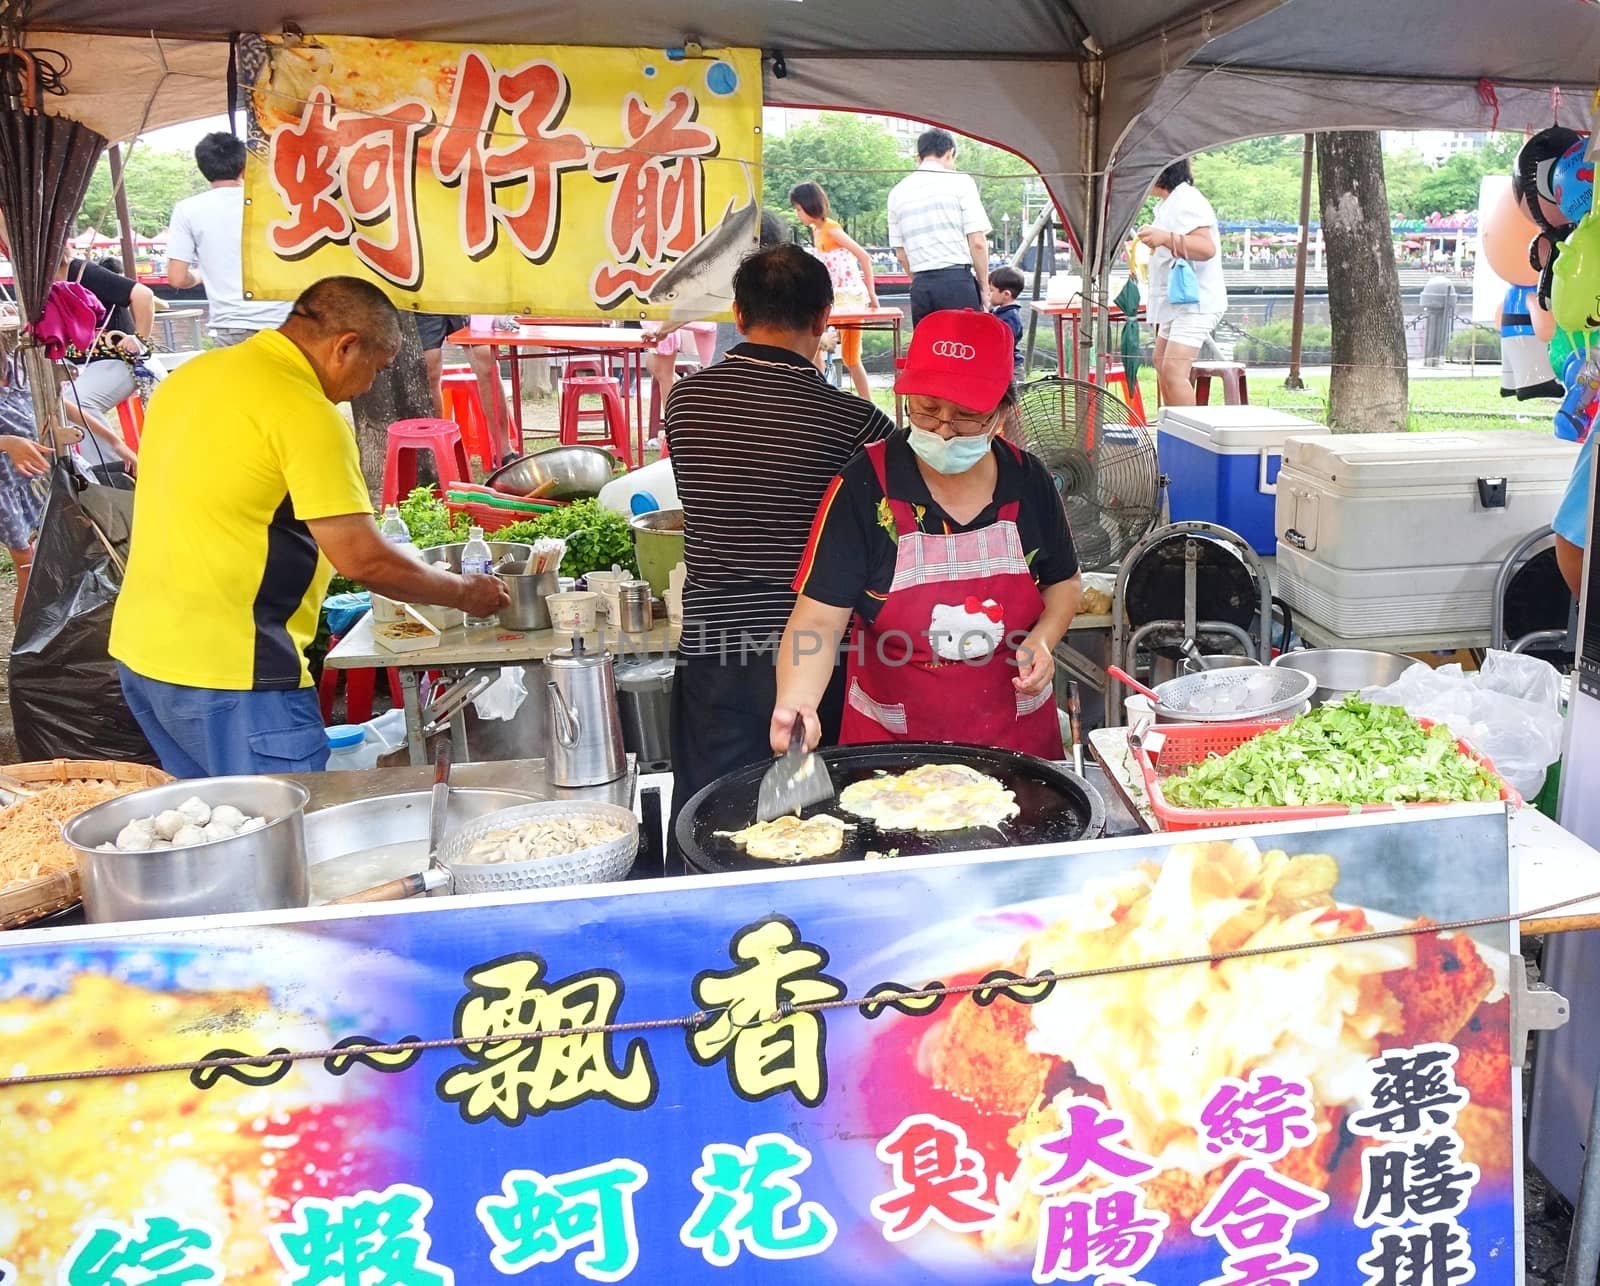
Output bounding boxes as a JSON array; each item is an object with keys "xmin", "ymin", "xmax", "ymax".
[{"xmin": 677, "ymin": 742, "xmax": 1106, "ymax": 876}]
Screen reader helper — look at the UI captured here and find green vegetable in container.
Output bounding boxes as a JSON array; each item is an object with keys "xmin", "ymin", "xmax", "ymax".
[
  {"xmin": 397, "ymin": 487, "xmax": 470, "ymax": 548},
  {"xmin": 1163, "ymin": 699, "xmax": 1504, "ymax": 810},
  {"xmin": 496, "ymin": 501, "xmax": 638, "ymax": 580}
]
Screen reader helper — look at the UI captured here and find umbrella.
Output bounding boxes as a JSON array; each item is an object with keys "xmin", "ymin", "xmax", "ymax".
[
  {"xmin": 0, "ymin": 109, "xmax": 106, "ymax": 324},
  {"xmin": 1114, "ymin": 276, "xmax": 1143, "ymax": 388}
]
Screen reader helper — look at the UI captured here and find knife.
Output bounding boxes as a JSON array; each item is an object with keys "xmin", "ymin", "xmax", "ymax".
[{"xmin": 755, "ymin": 714, "xmax": 836, "ymax": 822}]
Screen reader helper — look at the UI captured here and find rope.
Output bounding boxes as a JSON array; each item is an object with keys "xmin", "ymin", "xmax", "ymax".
[{"xmin": 4, "ymin": 886, "xmax": 1596, "ymax": 1092}]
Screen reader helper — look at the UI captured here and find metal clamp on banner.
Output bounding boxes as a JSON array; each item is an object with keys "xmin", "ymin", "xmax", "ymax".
[{"xmin": 1510, "ymin": 964, "xmax": 1570, "ymax": 1066}]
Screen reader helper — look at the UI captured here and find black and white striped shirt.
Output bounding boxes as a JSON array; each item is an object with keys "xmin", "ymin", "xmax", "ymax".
[{"xmin": 664, "ymin": 343, "xmax": 894, "ymax": 658}]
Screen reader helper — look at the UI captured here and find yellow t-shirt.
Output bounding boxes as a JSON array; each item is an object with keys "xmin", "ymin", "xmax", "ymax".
[{"xmin": 110, "ymin": 330, "xmax": 371, "ymax": 690}]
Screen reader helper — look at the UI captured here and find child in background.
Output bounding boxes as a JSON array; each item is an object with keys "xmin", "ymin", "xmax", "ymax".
[
  {"xmin": 789, "ymin": 181, "xmax": 878, "ymax": 400},
  {"xmin": 989, "ymin": 265, "xmax": 1026, "ymax": 373}
]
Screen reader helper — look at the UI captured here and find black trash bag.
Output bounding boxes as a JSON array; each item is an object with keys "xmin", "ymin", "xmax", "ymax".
[{"xmin": 9, "ymin": 465, "xmax": 157, "ymax": 763}]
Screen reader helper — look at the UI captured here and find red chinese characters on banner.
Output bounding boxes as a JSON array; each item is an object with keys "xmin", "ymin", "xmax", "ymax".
[
  {"xmin": 432, "ymin": 51, "xmax": 590, "ymax": 263},
  {"xmin": 589, "ymin": 88, "xmax": 717, "ymax": 305},
  {"xmin": 268, "ymin": 87, "xmax": 432, "ymax": 288}
]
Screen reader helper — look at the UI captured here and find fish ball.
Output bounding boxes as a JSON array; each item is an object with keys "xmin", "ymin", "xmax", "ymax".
[
  {"xmin": 115, "ymin": 821, "xmax": 155, "ymax": 851},
  {"xmin": 153, "ymin": 809, "xmax": 187, "ymax": 840},
  {"xmin": 201, "ymin": 819, "xmax": 237, "ymax": 842},
  {"xmin": 177, "ymin": 796, "xmax": 212, "ymax": 826},
  {"xmin": 209, "ymin": 804, "xmax": 248, "ymax": 831},
  {"xmin": 238, "ymin": 816, "xmax": 267, "ymax": 834},
  {"xmin": 171, "ymin": 824, "xmax": 207, "ymax": 847}
]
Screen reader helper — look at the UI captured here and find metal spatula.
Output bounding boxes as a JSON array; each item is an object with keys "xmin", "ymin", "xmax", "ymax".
[{"xmin": 756, "ymin": 715, "xmax": 835, "ymax": 822}]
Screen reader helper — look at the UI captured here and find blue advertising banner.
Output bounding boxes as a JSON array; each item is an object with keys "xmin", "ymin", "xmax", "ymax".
[{"xmin": 0, "ymin": 806, "xmax": 1517, "ymax": 1284}]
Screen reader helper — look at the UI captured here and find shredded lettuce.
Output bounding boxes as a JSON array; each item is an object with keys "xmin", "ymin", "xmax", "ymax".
[{"xmin": 1162, "ymin": 699, "xmax": 1504, "ymax": 811}]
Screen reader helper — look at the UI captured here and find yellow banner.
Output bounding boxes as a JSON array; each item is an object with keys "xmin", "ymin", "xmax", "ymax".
[{"xmin": 241, "ymin": 35, "xmax": 761, "ymax": 319}]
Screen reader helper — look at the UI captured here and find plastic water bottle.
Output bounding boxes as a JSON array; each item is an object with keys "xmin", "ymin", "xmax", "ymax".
[
  {"xmin": 461, "ymin": 525, "xmax": 496, "ymax": 627},
  {"xmin": 379, "ymin": 505, "xmax": 410, "ymax": 543}
]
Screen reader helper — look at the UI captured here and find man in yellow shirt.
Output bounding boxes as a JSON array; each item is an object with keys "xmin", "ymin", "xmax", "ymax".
[{"xmin": 110, "ymin": 276, "xmax": 507, "ymax": 777}]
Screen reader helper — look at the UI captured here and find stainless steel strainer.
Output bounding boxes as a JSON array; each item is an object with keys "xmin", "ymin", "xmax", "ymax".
[{"xmin": 1151, "ymin": 666, "xmax": 1316, "ymax": 723}]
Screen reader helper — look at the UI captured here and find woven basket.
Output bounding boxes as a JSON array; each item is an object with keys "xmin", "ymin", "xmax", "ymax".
[{"xmin": 0, "ymin": 759, "xmax": 173, "ymax": 929}]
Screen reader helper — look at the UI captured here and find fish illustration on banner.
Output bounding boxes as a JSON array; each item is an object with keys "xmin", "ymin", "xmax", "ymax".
[{"xmin": 238, "ymin": 35, "xmax": 762, "ymax": 318}]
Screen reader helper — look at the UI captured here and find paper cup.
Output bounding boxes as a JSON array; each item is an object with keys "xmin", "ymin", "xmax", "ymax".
[
  {"xmin": 546, "ymin": 591, "xmax": 599, "ymax": 634},
  {"xmin": 585, "ymin": 570, "xmax": 628, "ymax": 627}
]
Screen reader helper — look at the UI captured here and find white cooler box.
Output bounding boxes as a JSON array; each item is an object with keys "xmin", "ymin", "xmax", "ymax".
[{"xmin": 1274, "ymin": 431, "xmax": 1579, "ymax": 636}]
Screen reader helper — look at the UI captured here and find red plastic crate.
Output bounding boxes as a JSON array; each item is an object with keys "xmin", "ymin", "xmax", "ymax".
[
  {"xmin": 443, "ymin": 497, "xmax": 564, "ymax": 533},
  {"xmin": 1133, "ymin": 717, "xmax": 1520, "ymax": 831}
]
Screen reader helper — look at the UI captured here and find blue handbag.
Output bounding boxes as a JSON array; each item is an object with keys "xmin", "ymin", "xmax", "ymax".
[{"xmin": 1168, "ymin": 255, "xmax": 1200, "ymax": 305}]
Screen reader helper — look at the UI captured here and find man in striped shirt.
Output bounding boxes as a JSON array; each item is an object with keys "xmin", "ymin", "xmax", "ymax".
[
  {"xmin": 665, "ymin": 245, "xmax": 894, "ymax": 826},
  {"xmin": 888, "ymin": 128, "xmax": 994, "ymax": 325}
]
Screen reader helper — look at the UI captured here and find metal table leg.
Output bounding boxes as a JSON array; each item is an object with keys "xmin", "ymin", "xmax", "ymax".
[
  {"xmin": 399, "ymin": 669, "xmax": 427, "ymax": 766},
  {"xmin": 1562, "ymin": 1068, "xmax": 1600, "ymax": 1285}
]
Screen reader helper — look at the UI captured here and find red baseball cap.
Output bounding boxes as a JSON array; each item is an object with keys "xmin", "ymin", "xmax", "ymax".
[{"xmin": 895, "ymin": 309, "xmax": 1015, "ymax": 411}]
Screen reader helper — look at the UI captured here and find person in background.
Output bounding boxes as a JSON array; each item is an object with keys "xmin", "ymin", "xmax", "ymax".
[
  {"xmin": 887, "ymin": 128, "xmax": 993, "ymax": 325},
  {"xmin": 989, "ymin": 264, "xmax": 1027, "ymax": 374},
  {"xmin": 773, "ymin": 309, "xmax": 1080, "ymax": 758},
  {"xmin": 664, "ymin": 244, "xmax": 894, "ymax": 838},
  {"xmin": 110, "ymin": 277, "xmax": 507, "ymax": 778},
  {"xmin": 55, "ymin": 246, "xmax": 148, "ymax": 477},
  {"xmin": 789, "ymin": 180, "xmax": 879, "ymax": 400},
  {"xmin": 415, "ymin": 313, "xmax": 513, "ymax": 465},
  {"xmin": 1135, "ymin": 159, "xmax": 1227, "ymax": 407},
  {"xmin": 0, "ymin": 313, "xmax": 50, "ymax": 617},
  {"xmin": 1555, "ymin": 430, "xmax": 1594, "ymax": 596},
  {"xmin": 166, "ymin": 132, "xmax": 291, "ymax": 346}
]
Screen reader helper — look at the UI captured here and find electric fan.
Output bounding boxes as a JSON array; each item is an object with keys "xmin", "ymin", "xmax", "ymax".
[{"xmin": 1011, "ymin": 377, "xmax": 1161, "ymax": 571}]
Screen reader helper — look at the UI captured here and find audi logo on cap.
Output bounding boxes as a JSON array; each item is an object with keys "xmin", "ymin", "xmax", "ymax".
[{"xmin": 931, "ymin": 341, "xmax": 976, "ymax": 360}]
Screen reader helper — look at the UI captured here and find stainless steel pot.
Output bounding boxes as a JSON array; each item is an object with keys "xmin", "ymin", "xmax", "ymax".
[
  {"xmin": 1270, "ymin": 648, "xmax": 1423, "ymax": 707},
  {"xmin": 62, "ymin": 776, "xmax": 310, "ymax": 922},
  {"xmin": 615, "ymin": 657, "xmax": 675, "ymax": 770},
  {"xmin": 486, "ymin": 446, "xmax": 615, "ymax": 499},
  {"xmin": 304, "ymin": 787, "xmax": 538, "ymax": 902},
  {"xmin": 497, "ymin": 565, "xmax": 558, "ymax": 631},
  {"xmin": 420, "ymin": 541, "xmax": 532, "ymax": 573}
]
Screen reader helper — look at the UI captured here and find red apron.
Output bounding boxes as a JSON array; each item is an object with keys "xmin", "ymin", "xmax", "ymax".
[{"xmin": 836, "ymin": 440, "xmax": 1063, "ymax": 757}]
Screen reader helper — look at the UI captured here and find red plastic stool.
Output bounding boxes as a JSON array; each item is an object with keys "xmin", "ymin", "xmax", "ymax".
[
  {"xmin": 1087, "ymin": 362, "xmax": 1148, "ymax": 425},
  {"xmin": 114, "ymin": 395, "xmax": 144, "ymax": 451},
  {"xmin": 440, "ymin": 371, "xmax": 494, "ymax": 472},
  {"xmin": 558, "ymin": 375, "xmax": 633, "ymax": 467},
  {"xmin": 318, "ymin": 634, "xmax": 404, "ymax": 725},
  {"xmin": 382, "ymin": 419, "xmax": 472, "ymax": 507},
  {"xmin": 648, "ymin": 360, "xmax": 702, "ymax": 433},
  {"xmin": 1190, "ymin": 361, "xmax": 1250, "ymax": 405}
]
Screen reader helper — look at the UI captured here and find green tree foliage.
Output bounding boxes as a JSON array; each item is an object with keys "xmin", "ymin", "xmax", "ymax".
[
  {"xmin": 763, "ymin": 116, "xmax": 909, "ymax": 244},
  {"xmin": 1191, "ymin": 137, "xmax": 1307, "ymax": 223},
  {"xmin": 77, "ymin": 147, "xmax": 209, "ymax": 238},
  {"xmin": 1408, "ymin": 135, "xmax": 1520, "ymax": 219}
]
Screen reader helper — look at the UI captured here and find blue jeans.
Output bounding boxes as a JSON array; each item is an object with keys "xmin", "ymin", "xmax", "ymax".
[{"xmin": 118, "ymin": 665, "xmax": 329, "ymax": 779}]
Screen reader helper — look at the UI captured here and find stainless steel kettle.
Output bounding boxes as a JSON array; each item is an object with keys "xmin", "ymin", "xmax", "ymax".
[{"xmin": 545, "ymin": 636, "xmax": 627, "ymax": 786}]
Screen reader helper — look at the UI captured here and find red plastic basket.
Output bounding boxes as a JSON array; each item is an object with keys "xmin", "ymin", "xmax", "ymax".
[
  {"xmin": 1133, "ymin": 717, "xmax": 1520, "ymax": 831},
  {"xmin": 443, "ymin": 497, "xmax": 564, "ymax": 533}
]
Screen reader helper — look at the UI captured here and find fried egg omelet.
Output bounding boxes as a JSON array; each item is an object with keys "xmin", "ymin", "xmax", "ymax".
[
  {"xmin": 839, "ymin": 763, "xmax": 1019, "ymax": 832},
  {"xmin": 717, "ymin": 814, "xmax": 853, "ymax": 862}
]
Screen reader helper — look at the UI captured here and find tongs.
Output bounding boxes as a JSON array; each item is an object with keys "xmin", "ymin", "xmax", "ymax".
[{"xmin": 756, "ymin": 714, "xmax": 835, "ymax": 822}]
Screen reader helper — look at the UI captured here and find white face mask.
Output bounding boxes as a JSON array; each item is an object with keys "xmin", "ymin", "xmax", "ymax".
[{"xmin": 907, "ymin": 423, "xmax": 996, "ymax": 475}]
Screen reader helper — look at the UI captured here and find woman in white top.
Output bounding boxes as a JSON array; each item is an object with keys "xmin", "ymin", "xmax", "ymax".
[{"xmin": 1136, "ymin": 159, "xmax": 1227, "ymax": 407}]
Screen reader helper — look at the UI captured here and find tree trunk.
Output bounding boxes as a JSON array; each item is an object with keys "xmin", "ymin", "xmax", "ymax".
[
  {"xmin": 350, "ymin": 312, "xmax": 433, "ymax": 503},
  {"xmin": 1315, "ymin": 131, "xmax": 1408, "ymax": 432}
]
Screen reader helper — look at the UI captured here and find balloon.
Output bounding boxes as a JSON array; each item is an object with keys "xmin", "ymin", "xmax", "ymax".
[
  {"xmin": 1554, "ymin": 139, "xmax": 1596, "ymax": 225},
  {"xmin": 1548, "ymin": 209, "xmax": 1600, "ymax": 333},
  {"xmin": 1550, "ymin": 324, "xmax": 1579, "ymax": 373},
  {"xmin": 1482, "ymin": 184, "xmax": 1541, "ymax": 284},
  {"xmin": 1530, "ymin": 292, "xmax": 1557, "ymax": 342},
  {"xmin": 1518, "ymin": 127, "xmax": 1586, "ymax": 233}
]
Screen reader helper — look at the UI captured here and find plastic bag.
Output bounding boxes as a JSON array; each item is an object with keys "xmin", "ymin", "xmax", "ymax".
[
  {"xmin": 9, "ymin": 467, "xmax": 158, "ymax": 763},
  {"xmin": 1360, "ymin": 650, "xmax": 1565, "ymax": 799},
  {"xmin": 472, "ymin": 666, "xmax": 528, "ymax": 721}
]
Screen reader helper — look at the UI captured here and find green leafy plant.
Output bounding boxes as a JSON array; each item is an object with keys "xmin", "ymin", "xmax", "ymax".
[
  {"xmin": 500, "ymin": 501, "xmax": 638, "ymax": 580},
  {"xmin": 1164, "ymin": 699, "xmax": 1503, "ymax": 810},
  {"xmin": 397, "ymin": 487, "xmax": 470, "ymax": 548}
]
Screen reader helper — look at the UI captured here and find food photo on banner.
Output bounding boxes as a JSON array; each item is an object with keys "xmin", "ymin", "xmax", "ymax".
[
  {"xmin": 0, "ymin": 806, "xmax": 1517, "ymax": 1284},
  {"xmin": 236, "ymin": 34, "xmax": 762, "ymax": 317}
]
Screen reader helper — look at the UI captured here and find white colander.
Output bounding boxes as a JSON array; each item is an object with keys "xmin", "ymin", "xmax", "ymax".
[{"xmin": 436, "ymin": 801, "xmax": 639, "ymax": 893}]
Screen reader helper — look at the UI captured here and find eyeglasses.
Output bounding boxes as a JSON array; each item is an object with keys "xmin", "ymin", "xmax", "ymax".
[{"xmin": 906, "ymin": 400, "xmax": 994, "ymax": 436}]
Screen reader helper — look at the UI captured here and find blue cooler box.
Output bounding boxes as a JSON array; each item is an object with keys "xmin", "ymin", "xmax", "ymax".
[{"xmin": 1157, "ymin": 406, "xmax": 1330, "ymax": 552}]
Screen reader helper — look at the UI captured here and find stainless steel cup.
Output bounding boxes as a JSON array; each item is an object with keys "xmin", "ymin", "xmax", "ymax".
[{"xmin": 498, "ymin": 567, "xmax": 559, "ymax": 631}]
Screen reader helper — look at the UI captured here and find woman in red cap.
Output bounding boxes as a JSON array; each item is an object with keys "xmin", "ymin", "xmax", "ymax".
[{"xmin": 771, "ymin": 309, "xmax": 1081, "ymax": 757}]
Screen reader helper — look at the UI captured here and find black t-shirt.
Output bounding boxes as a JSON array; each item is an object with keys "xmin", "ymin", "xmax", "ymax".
[
  {"xmin": 69, "ymin": 259, "xmax": 137, "ymax": 356},
  {"xmin": 795, "ymin": 430, "xmax": 1080, "ymax": 625}
]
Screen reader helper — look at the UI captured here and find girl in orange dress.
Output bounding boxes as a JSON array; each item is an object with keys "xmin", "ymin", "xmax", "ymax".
[{"xmin": 790, "ymin": 181, "xmax": 880, "ymax": 400}]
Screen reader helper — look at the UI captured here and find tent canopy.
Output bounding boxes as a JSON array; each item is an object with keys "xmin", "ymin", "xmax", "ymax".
[{"xmin": 17, "ymin": 0, "xmax": 1600, "ymax": 261}]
